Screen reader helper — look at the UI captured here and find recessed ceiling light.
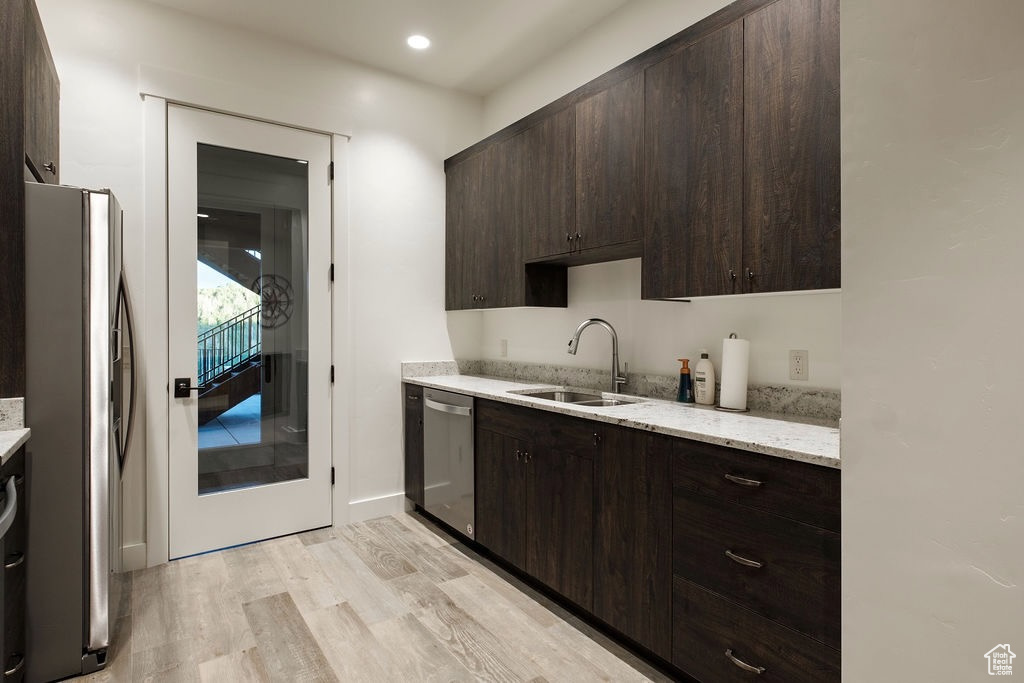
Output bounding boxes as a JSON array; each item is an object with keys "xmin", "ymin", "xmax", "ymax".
[{"xmin": 407, "ymin": 34, "xmax": 430, "ymax": 50}]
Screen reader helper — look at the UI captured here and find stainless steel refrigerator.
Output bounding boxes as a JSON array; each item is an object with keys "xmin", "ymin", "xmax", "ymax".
[{"xmin": 23, "ymin": 183, "xmax": 136, "ymax": 680}]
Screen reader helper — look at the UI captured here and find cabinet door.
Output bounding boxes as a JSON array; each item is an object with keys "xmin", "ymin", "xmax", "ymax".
[
  {"xmin": 594, "ymin": 428, "xmax": 672, "ymax": 660},
  {"xmin": 575, "ymin": 73, "xmax": 643, "ymax": 254},
  {"xmin": 402, "ymin": 384, "xmax": 424, "ymax": 507},
  {"xmin": 445, "ymin": 151, "xmax": 484, "ymax": 310},
  {"xmin": 526, "ymin": 414, "xmax": 595, "ymax": 611},
  {"xmin": 445, "ymin": 139, "xmax": 523, "ymax": 309},
  {"xmin": 23, "ymin": 0, "xmax": 59, "ymax": 184},
  {"xmin": 475, "ymin": 428, "xmax": 528, "ymax": 571},
  {"xmin": 520, "ymin": 109, "xmax": 575, "ymax": 262},
  {"xmin": 643, "ymin": 22, "xmax": 743, "ymax": 299},
  {"xmin": 743, "ymin": 0, "xmax": 840, "ymax": 293}
]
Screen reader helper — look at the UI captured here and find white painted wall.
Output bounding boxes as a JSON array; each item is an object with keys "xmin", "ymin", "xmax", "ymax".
[
  {"xmin": 37, "ymin": 0, "xmax": 481, "ymax": 561},
  {"xmin": 460, "ymin": 0, "xmax": 842, "ymax": 391},
  {"xmin": 842, "ymin": 0, "xmax": 1024, "ymax": 679}
]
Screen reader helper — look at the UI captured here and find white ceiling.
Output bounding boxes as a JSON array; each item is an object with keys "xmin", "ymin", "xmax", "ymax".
[{"xmin": 142, "ymin": 0, "xmax": 635, "ymax": 96}]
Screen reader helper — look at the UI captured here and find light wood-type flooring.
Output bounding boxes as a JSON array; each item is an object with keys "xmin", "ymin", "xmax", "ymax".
[{"xmin": 76, "ymin": 512, "xmax": 669, "ymax": 682}]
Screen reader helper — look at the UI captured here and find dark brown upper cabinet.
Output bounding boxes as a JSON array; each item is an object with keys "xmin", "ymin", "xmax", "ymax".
[
  {"xmin": 1, "ymin": 0, "xmax": 59, "ymax": 397},
  {"xmin": 644, "ymin": 0, "xmax": 839, "ymax": 299},
  {"xmin": 520, "ymin": 108, "xmax": 576, "ymax": 261},
  {"xmin": 445, "ymin": 134, "xmax": 567, "ymax": 311},
  {"xmin": 572, "ymin": 72, "xmax": 645, "ymax": 260},
  {"xmin": 743, "ymin": 0, "xmax": 840, "ymax": 294},
  {"xmin": 444, "ymin": 0, "xmax": 839, "ymax": 308},
  {"xmin": 643, "ymin": 22, "xmax": 744, "ymax": 299},
  {"xmin": 23, "ymin": 0, "xmax": 59, "ymax": 185}
]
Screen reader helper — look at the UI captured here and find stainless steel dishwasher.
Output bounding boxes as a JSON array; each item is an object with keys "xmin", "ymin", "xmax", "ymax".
[{"xmin": 422, "ymin": 388, "xmax": 474, "ymax": 540}]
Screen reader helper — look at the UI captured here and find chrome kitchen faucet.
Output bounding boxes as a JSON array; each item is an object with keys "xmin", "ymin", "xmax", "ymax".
[{"xmin": 567, "ymin": 318, "xmax": 628, "ymax": 394}]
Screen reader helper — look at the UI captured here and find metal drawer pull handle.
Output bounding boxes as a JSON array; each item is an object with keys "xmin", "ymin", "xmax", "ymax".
[
  {"xmin": 5, "ymin": 552, "xmax": 24, "ymax": 570},
  {"xmin": 724, "ymin": 473, "xmax": 763, "ymax": 487},
  {"xmin": 407, "ymin": 395, "xmax": 420, "ymax": 400},
  {"xmin": 725, "ymin": 649, "xmax": 765, "ymax": 674},
  {"xmin": 725, "ymin": 549, "xmax": 763, "ymax": 568},
  {"xmin": 5, "ymin": 653, "xmax": 25, "ymax": 677}
]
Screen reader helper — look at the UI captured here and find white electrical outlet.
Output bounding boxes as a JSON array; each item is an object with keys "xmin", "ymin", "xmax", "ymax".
[
  {"xmin": 790, "ymin": 349, "xmax": 809, "ymax": 380},
  {"xmin": 499, "ymin": 339, "xmax": 508, "ymax": 358}
]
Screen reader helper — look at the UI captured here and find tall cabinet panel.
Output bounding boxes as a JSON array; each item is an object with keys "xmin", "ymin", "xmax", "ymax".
[
  {"xmin": 0, "ymin": 0, "xmax": 59, "ymax": 397},
  {"xmin": 575, "ymin": 72, "xmax": 644, "ymax": 256},
  {"xmin": 642, "ymin": 22, "xmax": 744, "ymax": 299},
  {"xmin": 743, "ymin": 0, "xmax": 840, "ymax": 293},
  {"xmin": 520, "ymin": 108, "xmax": 576, "ymax": 262}
]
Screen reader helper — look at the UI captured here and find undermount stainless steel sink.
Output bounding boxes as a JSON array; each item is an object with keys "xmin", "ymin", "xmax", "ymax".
[
  {"xmin": 572, "ymin": 398, "xmax": 634, "ymax": 407},
  {"xmin": 519, "ymin": 390, "xmax": 600, "ymax": 403},
  {"xmin": 515, "ymin": 388, "xmax": 643, "ymax": 407}
]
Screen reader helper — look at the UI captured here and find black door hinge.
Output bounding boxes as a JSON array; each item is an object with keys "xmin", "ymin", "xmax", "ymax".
[
  {"xmin": 329, "ymin": 263, "xmax": 334, "ymax": 282},
  {"xmin": 331, "ymin": 467, "xmax": 335, "ymax": 486},
  {"xmin": 330, "ymin": 365, "xmax": 335, "ymax": 383},
  {"xmin": 328, "ymin": 161, "xmax": 334, "ymax": 182}
]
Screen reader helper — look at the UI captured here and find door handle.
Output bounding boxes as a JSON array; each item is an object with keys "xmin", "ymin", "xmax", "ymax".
[{"xmin": 173, "ymin": 377, "xmax": 206, "ymax": 398}]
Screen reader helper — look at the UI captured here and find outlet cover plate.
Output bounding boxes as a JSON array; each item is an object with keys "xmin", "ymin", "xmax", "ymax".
[{"xmin": 789, "ymin": 349, "xmax": 808, "ymax": 380}]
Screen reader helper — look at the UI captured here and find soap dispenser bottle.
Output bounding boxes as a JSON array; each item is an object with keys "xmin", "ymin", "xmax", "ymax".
[
  {"xmin": 676, "ymin": 358, "xmax": 695, "ymax": 403},
  {"xmin": 694, "ymin": 349, "xmax": 716, "ymax": 406}
]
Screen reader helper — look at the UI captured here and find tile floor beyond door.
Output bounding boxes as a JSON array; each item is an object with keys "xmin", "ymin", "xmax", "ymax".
[{"xmin": 77, "ymin": 512, "xmax": 669, "ymax": 682}]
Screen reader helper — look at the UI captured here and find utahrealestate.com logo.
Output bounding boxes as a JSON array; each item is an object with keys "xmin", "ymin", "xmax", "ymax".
[{"xmin": 985, "ymin": 644, "xmax": 1015, "ymax": 676}]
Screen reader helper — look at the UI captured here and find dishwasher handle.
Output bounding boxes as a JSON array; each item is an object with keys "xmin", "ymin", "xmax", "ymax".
[
  {"xmin": 424, "ymin": 397, "xmax": 473, "ymax": 417},
  {"xmin": 0, "ymin": 476, "xmax": 17, "ymax": 541}
]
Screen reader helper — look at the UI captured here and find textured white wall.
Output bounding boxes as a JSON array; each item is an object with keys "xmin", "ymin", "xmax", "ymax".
[
  {"xmin": 842, "ymin": 0, "xmax": 1024, "ymax": 678},
  {"xmin": 37, "ymin": 0, "xmax": 482, "ymax": 557},
  {"xmin": 463, "ymin": 0, "xmax": 842, "ymax": 391}
]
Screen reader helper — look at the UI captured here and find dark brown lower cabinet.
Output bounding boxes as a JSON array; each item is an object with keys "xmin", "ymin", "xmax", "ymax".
[
  {"xmin": 436, "ymin": 393, "xmax": 841, "ymax": 681},
  {"xmin": 474, "ymin": 400, "xmax": 595, "ymax": 611},
  {"xmin": 593, "ymin": 428, "xmax": 672, "ymax": 660},
  {"xmin": 2, "ymin": 448, "xmax": 27, "ymax": 681},
  {"xmin": 526, "ymin": 415, "xmax": 594, "ymax": 612},
  {"xmin": 402, "ymin": 384, "xmax": 424, "ymax": 507},
  {"xmin": 673, "ymin": 577, "xmax": 839, "ymax": 682},
  {"xmin": 475, "ymin": 427, "xmax": 528, "ymax": 572}
]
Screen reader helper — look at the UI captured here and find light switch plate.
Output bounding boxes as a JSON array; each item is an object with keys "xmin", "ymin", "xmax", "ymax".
[{"xmin": 789, "ymin": 349, "xmax": 808, "ymax": 380}]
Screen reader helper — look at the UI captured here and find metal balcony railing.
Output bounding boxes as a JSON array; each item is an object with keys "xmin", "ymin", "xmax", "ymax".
[{"xmin": 198, "ymin": 305, "xmax": 261, "ymax": 387}]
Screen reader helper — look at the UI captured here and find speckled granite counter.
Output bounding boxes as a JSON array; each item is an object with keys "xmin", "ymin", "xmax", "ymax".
[
  {"xmin": 0, "ymin": 429, "xmax": 30, "ymax": 466},
  {"xmin": 0, "ymin": 397, "xmax": 29, "ymax": 465},
  {"xmin": 403, "ymin": 373, "xmax": 840, "ymax": 469}
]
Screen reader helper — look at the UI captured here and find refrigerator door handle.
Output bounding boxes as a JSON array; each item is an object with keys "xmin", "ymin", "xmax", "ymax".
[
  {"xmin": 0, "ymin": 476, "xmax": 17, "ymax": 541},
  {"xmin": 118, "ymin": 273, "xmax": 138, "ymax": 475}
]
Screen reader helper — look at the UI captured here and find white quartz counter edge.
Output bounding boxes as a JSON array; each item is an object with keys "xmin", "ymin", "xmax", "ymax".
[
  {"xmin": 0, "ymin": 429, "xmax": 30, "ymax": 466},
  {"xmin": 404, "ymin": 375, "xmax": 840, "ymax": 469}
]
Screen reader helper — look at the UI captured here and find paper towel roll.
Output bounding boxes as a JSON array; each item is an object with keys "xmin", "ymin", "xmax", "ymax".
[{"xmin": 719, "ymin": 335, "xmax": 750, "ymax": 410}]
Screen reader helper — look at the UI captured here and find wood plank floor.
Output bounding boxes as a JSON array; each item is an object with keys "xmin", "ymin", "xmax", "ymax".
[{"xmin": 76, "ymin": 512, "xmax": 669, "ymax": 682}]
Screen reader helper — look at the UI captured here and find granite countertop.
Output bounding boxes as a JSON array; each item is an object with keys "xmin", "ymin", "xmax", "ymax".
[
  {"xmin": 404, "ymin": 374, "xmax": 840, "ymax": 469},
  {"xmin": 0, "ymin": 428, "xmax": 30, "ymax": 466}
]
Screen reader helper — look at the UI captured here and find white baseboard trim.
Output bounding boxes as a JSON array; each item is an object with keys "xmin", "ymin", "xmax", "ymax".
[
  {"xmin": 123, "ymin": 542, "xmax": 148, "ymax": 571},
  {"xmin": 348, "ymin": 492, "xmax": 406, "ymax": 523}
]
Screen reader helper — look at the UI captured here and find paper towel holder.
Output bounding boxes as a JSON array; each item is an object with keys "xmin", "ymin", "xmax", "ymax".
[{"xmin": 715, "ymin": 332, "xmax": 751, "ymax": 413}]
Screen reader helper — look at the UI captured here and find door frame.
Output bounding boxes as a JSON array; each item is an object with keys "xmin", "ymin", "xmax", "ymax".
[{"xmin": 142, "ymin": 93, "xmax": 353, "ymax": 567}]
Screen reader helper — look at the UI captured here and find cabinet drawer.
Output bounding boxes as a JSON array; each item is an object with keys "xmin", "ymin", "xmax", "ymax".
[
  {"xmin": 673, "ymin": 439, "xmax": 839, "ymax": 531},
  {"xmin": 674, "ymin": 492, "xmax": 839, "ymax": 648},
  {"xmin": 673, "ymin": 577, "xmax": 840, "ymax": 683}
]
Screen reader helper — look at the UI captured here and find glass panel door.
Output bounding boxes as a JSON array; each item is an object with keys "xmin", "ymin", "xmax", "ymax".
[{"xmin": 168, "ymin": 105, "xmax": 332, "ymax": 559}]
